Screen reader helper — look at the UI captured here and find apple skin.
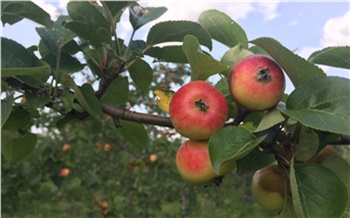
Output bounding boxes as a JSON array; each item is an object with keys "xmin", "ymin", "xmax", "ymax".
[
  {"xmin": 62, "ymin": 143, "xmax": 71, "ymax": 152},
  {"xmin": 169, "ymin": 81, "xmax": 228, "ymax": 140},
  {"xmin": 60, "ymin": 168, "xmax": 70, "ymax": 177},
  {"xmin": 228, "ymin": 54, "xmax": 285, "ymax": 111},
  {"xmin": 176, "ymin": 140, "xmax": 236, "ymax": 186},
  {"xmin": 252, "ymin": 165, "xmax": 287, "ymax": 213},
  {"xmin": 149, "ymin": 154, "xmax": 157, "ymax": 162},
  {"xmin": 310, "ymin": 145, "xmax": 339, "ymax": 164}
]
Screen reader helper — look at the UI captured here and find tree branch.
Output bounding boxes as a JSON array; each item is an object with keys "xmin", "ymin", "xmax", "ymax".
[{"xmin": 101, "ymin": 102, "xmax": 173, "ymax": 128}]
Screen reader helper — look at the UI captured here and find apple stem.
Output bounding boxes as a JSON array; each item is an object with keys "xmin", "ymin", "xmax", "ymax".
[
  {"xmin": 257, "ymin": 67, "xmax": 272, "ymax": 83},
  {"xmin": 195, "ymin": 99, "xmax": 209, "ymax": 112}
]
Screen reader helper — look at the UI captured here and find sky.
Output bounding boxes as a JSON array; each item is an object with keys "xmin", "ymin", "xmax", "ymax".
[{"xmin": 1, "ymin": 1, "xmax": 350, "ymax": 93}]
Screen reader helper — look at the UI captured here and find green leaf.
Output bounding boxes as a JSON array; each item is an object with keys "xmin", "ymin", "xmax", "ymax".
[
  {"xmin": 208, "ymin": 126, "xmax": 266, "ymax": 174},
  {"xmin": 322, "ymin": 155, "xmax": 350, "ymax": 193},
  {"xmin": 250, "ymin": 37, "xmax": 326, "ymax": 87},
  {"xmin": 115, "ymin": 120, "xmax": 148, "ymax": 151},
  {"xmin": 220, "ymin": 44, "xmax": 253, "ymax": 68},
  {"xmin": 146, "ymin": 21, "xmax": 212, "ymax": 50},
  {"xmin": 2, "ymin": 106, "xmax": 31, "ymax": 131},
  {"xmin": 63, "ymin": 75, "xmax": 101, "ymax": 116},
  {"xmin": 292, "ymin": 163, "xmax": 349, "ymax": 218},
  {"xmin": 1, "ymin": 95, "xmax": 13, "ymax": 127},
  {"xmin": 198, "ymin": 9, "xmax": 248, "ymax": 48},
  {"xmin": 1, "ymin": 37, "xmax": 51, "ymax": 80},
  {"xmin": 79, "ymin": 84, "xmax": 102, "ymax": 116},
  {"xmin": 129, "ymin": 3, "xmax": 167, "ymax": 31},
  {"xmin": 294, "ymin": 126, "xmax": 319, "ymax": 161},
  {"xmin": 128, "ymin": 59, "xmax": 153, "ymax": 94},
  {"xmin": 102, "ymin": 1, "xmax": 134, "ymax": 24},
  {"xmin": 281, "ymin": 77, "xmax": 350, "ymax": 135},
  {"xmin": 182, "ymin": 35, "xmax": 227, "ymax": 81},
  {"xmin": 236, "ymin": 147, "xmax": 275, "ymax": 175},
  {"xmin": 308, "ymin": 46, "xmax": 350, "ymax": 69},
  {"xmin": 1, "ymin": 1, "xmax": 53, "ymax": 27},
  {"xmin": 2, "ymin": 130, "xmax": 37, "ymax": 165},
  {"xmin": 254, "ymin": 108, "xmax": 285, "ymax": 133},
  {"xmin": 66, "ymin": 1, "xmax": 111, "ymax": 47},
  {"xmin": 24, "ymin": 91, "xmax": 51, "ymax": 109},
  {"xmin": 42, "ymin": 53, "xmax": 85, "ymax": 75},
  {"xmin": 101, "ymin": 77, "xmax": 129, "ymax": 106},
  {"xmin": 145, "ymin": 46, "xmax": 188, "ymax": 63}
]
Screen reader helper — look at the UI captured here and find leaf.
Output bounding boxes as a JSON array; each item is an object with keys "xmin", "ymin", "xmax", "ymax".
[
  {"xmin": 254, "ymin": 108, "xmax": 285, "ymax": 133},
  {"xmin": 153, "ymin": 89, "xmax": 175, "ymax": 113},
  {"xmin": 220, "ymin": 44, "xmax": 253, "ymax": 68},
  {"xmin": 116, "ymin": 120, "xmax": 148, "ymax": 151},
  {"xmin": 2, "ymin": 106, "xmax": 31, "ymax": 131},
  {"xmin": 66, "ymin": 1, "xmax": 111, "ymax": 47},
  {"xmin": 1, "ymin": 1, "xmax": 53, "ymax": 27},
  {"xmin": 128, "ymin": 59, "xmax": 153, "ymax": 94},
  {"xmin": 101, "ymin": 77, "xmax": 129, "ymax": 106},
  {"xmin": 129, "ymin": 3, "xmax": 167, "ymax": 31},
  {"xmin": 236, "ymin": 147, "xmax": 275, "ymax": 175},
  {"xmin": 182, "ymin": 35, "xmax": 227, "ymax": 81},
  {"xmin": 292, "ymin": 163, "xmax": 349, "ymax": 218},
  {"xmin": 79, "ymin": 84, "xmax": 102, "ymax": 116},
  {"xmin": 1, "ymin": 37, "xmax": 51, "ymax": 80},
  {"xmin": 198, "ymin": 9, "xmax": 248, "ymax": 48},
  {"xmin": 308, "ymin": 46, "xmax": 350, "ymax": 69},
  {"xmin": 250, "ymin": 37, "xmax": 326, "ymax": 87},
  {"xmin": 146, "ymin": 21, "xmax": 212, "ymax": 50},
  {"xmin": 280, "ymin": 76, "xmax": 350, "ymax": 135},
  {"xmin": 63, "ymin": 75, "xmax": 101, "ymax": 116},
  {"xmin": 145, "ymin": 46, "xmax": 188, "ymax": 63},
  {"xmin": 102, "ymin": 1, "xmax": 134, "ymax": 24},
  {"xmin": 1, "ymin": 95, "xmax": 13, "ymax": 127},
  {"xmin": 24, "ymin": 91, "xmax": 51, "ymax": 109},
  {"xmin": 322, "ymin": 155, "xmax": 350, "ymax": 192},
  {"xmin": 2, "ymin": 130, "xmax": 37, "ymax": 165},
  {"xmin": 208, "ymin": 126, "xmax": 266, "ymax": 174},
  {"xmin": 294, "ymin": 126, "xmax": 319, "ymax": 162}
]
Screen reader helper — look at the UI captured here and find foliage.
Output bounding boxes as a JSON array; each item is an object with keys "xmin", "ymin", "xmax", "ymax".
[{"xmin": 1, "ymin": 1, "xmax": 350, "ymax": 217}]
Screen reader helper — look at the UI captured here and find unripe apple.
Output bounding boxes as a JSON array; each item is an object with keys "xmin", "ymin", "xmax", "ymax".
[
  {"xmin": 310, "ymin": 145, "xmax": 339, "ymax": 164},
  {"xmin": 228, "ymin": 55, "xmax": 285, "ymax": 111},
  {"xmin": 176, "ymin": 140, "xmax": 236, "ymax": 186},
  {"xmin": 169, "ymin": 81, "xmax": 228, "ymax": 140},
  {"xmin": 252, "ymin": 165, "xmax": 287, "ymax": 213},
  {"xmin": 60, "ymin": 168, "xmax": 70, "ymax": 177}
]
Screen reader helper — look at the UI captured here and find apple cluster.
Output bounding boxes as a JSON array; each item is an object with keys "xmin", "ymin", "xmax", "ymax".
[{"xmin": 169, "ymin": 80, "xmax": 236, "ymax": 186}]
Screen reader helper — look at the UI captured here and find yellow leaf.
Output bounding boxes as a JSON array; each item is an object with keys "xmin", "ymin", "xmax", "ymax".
[{"xmin": 154, "ymin": 89, "xmax": 175, "ymax": 113}]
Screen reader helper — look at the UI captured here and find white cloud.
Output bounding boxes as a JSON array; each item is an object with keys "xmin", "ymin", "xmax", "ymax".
[
  {"xmin": 33, "ymin": 1, "xmax": 61, "ymax": 20},
  {"xmin": 256, "ymin": 2, "xmax": 281, "ymax": 21},
  {"xmin": 321, "ymin": 11, "xmax": 350, "ymax": 47}
]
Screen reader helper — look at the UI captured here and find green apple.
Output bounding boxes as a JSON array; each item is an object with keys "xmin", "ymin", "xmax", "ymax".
[{"xmin": 252, "ymin": 165, "xmax": 287, "ymax": 213}]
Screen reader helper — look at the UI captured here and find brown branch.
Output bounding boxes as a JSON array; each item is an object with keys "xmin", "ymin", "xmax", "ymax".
[
  {"xmin": 101, "ymin": 102, "xmax": 173, "ymax": 128},
  {"xmin": 329, "ymin": 135, "xmax": 350, "ymax": 145}
]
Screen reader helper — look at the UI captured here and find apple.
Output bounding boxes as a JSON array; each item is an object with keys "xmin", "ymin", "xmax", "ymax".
[
  {"xmin": 176, "ymin": 140, "xmax": 236, "ymax": 186},
  {"xmin": 60, "ymin": 168, "xmax": 70, "ymax": 177},
  {"xmin": 310, "ymin": 145, "xmax": 339, "ymax": 164},
  {"xmin": 62, "ymin": 143, "xmax": 71, "ymax": 152},
  {"xmin": 228, "ymin": 54, "xmax": 285, "ymax": 111},
  {"xmin": 149, "ymin": 154, "xmax": 157, "ymax": 162},
  {"xmin": 101, "ymin": 201, "xmax": 109, "ymax": 209},
  {"xmin": 252, "ymin": 165, "xmax": 287, "ymax": 213},
  {"xmin": 169, "ymin": 81, "xmax": 228, "ymax": 140},
  {"xmin": 104, "ymin": 143, "xmax": 111, "ymax": 151}
]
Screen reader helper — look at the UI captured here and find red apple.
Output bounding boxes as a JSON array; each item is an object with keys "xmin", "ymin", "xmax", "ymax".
[
  {"xmin": 149, "ymin": 154, "xmax": 157, "ymax": 162},
  {"xmin": 101, "ymin": 201, "xmax": 109, "ymax": 209},
  {"xmin": 228, "ymin": 55, "xmax": 285, "ymax": 111},
  {"xmin": 104, "ymin": 143, "xmax": 111, "ymax": 151},
  {"xmin": 62, "ymin": 143, "xmax": 71, "ymax": 152},
  {"xmin": 60, "ymin": 168, "xmax": 70, "ymax": 177},
  {"xmin": 169, "ymin": 81, "xmax": 228, "ymax": 140},
  {"xmin": 176, "ymin": 140, "xmax": 236, "ymax": 186},
  {"xmin": 252, "ymin": 165, "xmax": 287, "ymax": 213}
]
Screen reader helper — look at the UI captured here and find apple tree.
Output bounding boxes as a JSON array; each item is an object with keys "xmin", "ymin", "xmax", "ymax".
[{"xmin": 2, "ymin": 1, "xmax": 350, "ymax": 217}]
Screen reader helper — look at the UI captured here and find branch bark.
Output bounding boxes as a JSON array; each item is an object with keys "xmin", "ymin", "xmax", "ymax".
[{"xmin": 101, "ymin": 102, "xmax": 173, "ymax": 128}]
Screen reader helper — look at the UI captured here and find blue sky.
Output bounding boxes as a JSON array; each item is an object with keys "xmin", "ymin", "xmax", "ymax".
[{"xmin": 2, "ymin": 1, "xmax": 349, "ymax": 93}]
